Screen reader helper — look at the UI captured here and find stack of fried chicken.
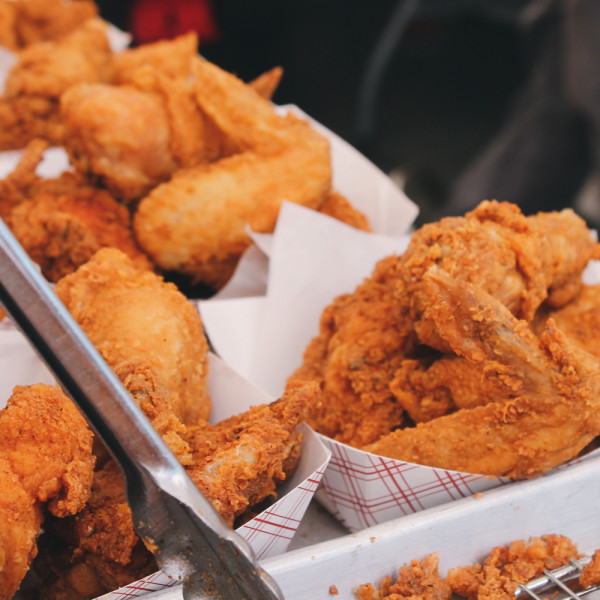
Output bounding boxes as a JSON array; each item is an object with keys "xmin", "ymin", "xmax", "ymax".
[
  {"xmin": 0, "ymin": 0, "xmax": 370, "ymax": 293},
  {"xmin": 0, "ymin": 247, "xmax": 316, "ymax": 600},
  {"xmin": 288, "ymin": 200, "xmax": 600, "ymax": 480}
]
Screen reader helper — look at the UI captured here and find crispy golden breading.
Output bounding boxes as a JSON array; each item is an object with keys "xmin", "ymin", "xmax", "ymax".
[
  {"xmin": 54, "ymin": 249, "xmax": 211, "ymax": 449},
  {"xmin": 186, "ymin": 383, "xmax": 313, "ymax": 526},
  {"xmin": 365, "ymin": 270, "xmax": 600, "ymax": 479},
  {"xmin": 397, "ymin": 201, "xmax": 600, "ymax": 352},
  {"xmin": 7, "ymin": 189, "xmax": 152, "ymax": 282},
  {"xmin": 0, "ymin": 459, "xmax": 44, "ymax": 600},
  {"xmin": 8, "ymin": 0, "xmax": 98, "ymax": 48},
  {"xmin": 289, "ymin": 255, "xmax": 415, "ymax": 447},
  {"xmin": 446, "ymin": 535, "xmax": 580, "ymax": 600},
  {"xmin": 359, "ymin": 535, "xmax": 582, "ymax": 600},
  {"xmin": 36, "ymin": 384, "xmax": 314, "ymax": 599},
  {"xmin": 288, "ymin": 201, "xmax": 600, "ymax": 452},
  {"xmin": 0, "ymin": 1, "xmax": 18, "ymax": 49},
  {"xmin": 318, "ymin": 190, "xmax": 371, "ymax": 231},
  {"xmin": 357, "ymin": 553, "xmax": 451, "ymax": 600},
  {"xmin": 0, "ymin": 18, "xmax": 113, "ymax": 150},
  {"xmin": 134, "ymin": 57, "xmax": 332, "ymax": 289},
  {"xmin": 532, "ymin": 283, "xmax": 600, "ymax": 359},
  {"xmin": 0, "ymin": 384, "xmax": 95, "ymax": 600}
]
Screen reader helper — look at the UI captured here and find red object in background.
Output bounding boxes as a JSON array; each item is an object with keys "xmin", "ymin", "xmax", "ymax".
[{"xmin": 129, "ymin": 0, "xmax": 221, "ymax": 45}]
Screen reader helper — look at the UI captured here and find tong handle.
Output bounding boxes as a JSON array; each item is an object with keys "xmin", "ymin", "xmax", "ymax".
[{"xmin": 0, "ymin": 219, "xmax": 283, "ymax": 600}]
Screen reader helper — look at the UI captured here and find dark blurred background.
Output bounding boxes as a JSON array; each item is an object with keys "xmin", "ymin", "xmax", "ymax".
[{"xmin": 96, "ymin": 0, "xmax": 600, "ymax": 228}]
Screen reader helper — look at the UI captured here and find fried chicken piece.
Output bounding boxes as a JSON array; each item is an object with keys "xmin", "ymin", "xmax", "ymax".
[
  {"xmin": 0, "ymin": 459, "xmax": 44, "ymax": 600},
  {"xmin": 365, "ymin": 269, "xmax": 600, "ymax": 478},
  {"xmin": 7, "ymin": 187, "xmax": 152, "ymax": 282},
  {"xmin": 186, "ymin": 382, "xmax": 313, "ymax": 525},
  {"xmin": 318, "ymin": 190, "xmax": 371, "ymax": 231},
  {"xmin": 532, "ymin": 283, "xmax": 600, "ymax": 359},
  {"xmin": 35, "ymin": 460, "xmax": 157, "ymax": 600},
  {"xmin": 357, "ymin": 553, "xmax": 451, "ymax": 600},
  {"xmin": 248, "ymin": 66, "xmax": 284, "ymax": 101},
  {"xmin": 388, "ymin": 355, "xmax": 511, "ymax": 424},
  {"xmin": 54, "ymin": 248, "xmax": 211, "ymax": 461},
  {"xmin": 36, "ymin": 384, "xmax": 313, "ymax": 598},
  {"xmin": 60, "ymin": 83, "xmax": 179, "ymax": 201},
  {"xmin": 398, "ymin": 201, "xmax": 600, "ymax": 351},
  {"xmin": 446, "ymin": 535, "xmax": 580, "ymax": 600},
  {"xmin": 0, "ymin": 1, "xmax": 18, "ymax": 49},
  {"xmin": 0, "ymin": 18, "xmax": 113, "ymax": 150},
  {"xmin": 134, "ymin": 57, "xmax": 332, "ymax": 289},
  {"xmin": 0, "ymin": 384, "xmax": 95, "ymax": 600},
  {"xmin": 10, "ymin": 0, "xmax": 98, "ymax": 48},
  {"xmin": 288, "ymin": 255, "xmax": 416, "ymax": 447},
  {"xmin": 111, "ymin": 31, "xmax": 199, "ymax": 85}
]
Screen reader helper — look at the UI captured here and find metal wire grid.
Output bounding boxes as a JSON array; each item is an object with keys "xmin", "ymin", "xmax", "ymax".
[{"xmin": 515, "ymin": 556, "xmax": 600, "ymax": 599}]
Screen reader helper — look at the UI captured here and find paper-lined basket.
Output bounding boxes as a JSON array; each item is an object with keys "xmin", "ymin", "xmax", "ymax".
[
  {"xmin": 200, "ymin": 201, "xmax": 600, "ymax": 532},
  {"xmin": 0, "ymin": 319, "xmax": 330, "ymax": 600}
]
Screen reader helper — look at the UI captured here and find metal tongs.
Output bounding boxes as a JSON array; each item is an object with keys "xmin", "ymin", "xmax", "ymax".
[{"xmin": 0, "ymin": 219, "xmax": 284, "ymax": 600}]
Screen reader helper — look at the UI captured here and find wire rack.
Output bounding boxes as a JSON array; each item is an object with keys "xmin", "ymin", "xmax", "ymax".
[{"xmin": 515, "ymin": 556, "xmax": 600, "ymax": 599}]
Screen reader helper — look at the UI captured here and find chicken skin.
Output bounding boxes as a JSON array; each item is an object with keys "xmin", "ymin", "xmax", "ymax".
[
  {"xmin": 288, "ymin": 201, "xmax": 599, "ymax": 449},
  {"xmin": 365, "ymin": 269, "xmax": 600, "ymax": 479},
  {"xmin": 397, "ymin": 200, "xmax": 600, "ymax": 352},
  {"xmin": 0, "ymin": 18, "xmax": 113, "ymax": 150},
  {"xmin": 54, "ymin": 248, "xmax": 211, "ymax": 460},
  {"xmin": 289, "ymin": 255, "xmax": 416, "ymax": 447},
  {"xmin": 36, "ymin": 383, "xmax": 314, "ymax": 599},
  {"xmin": 134, "ymin": 57, "xmax": 332, "ymax": 289},
  {"xmin": 0, "ymin": 383, "xmax": 95, "ymax": 600}
]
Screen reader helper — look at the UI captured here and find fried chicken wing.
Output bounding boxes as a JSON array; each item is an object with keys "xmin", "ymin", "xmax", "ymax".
[
  {"xmin": 54, "ymin": 248, "xmax": 211, "ymax": 457},
  {"xmin": 398, "ymin": 201, "xmax": 600, "ymax": 351},
  {"xmin": 134, "ymin": 57, "xmax": 332, "ymax": 289},
  {"xmin": 186, "ymin": 382, "xmax": 313, "ymax": 525},
  {"xmin": 365, "ymin": 269, "xmax": 600, "ymax": 478},
  {"xmin": 0, "ymin": 383, "xmax": 95, "ymax": 599},
  {"xmin": 0, "ymin": 18, "xmax": 113, "ymax": 150}
]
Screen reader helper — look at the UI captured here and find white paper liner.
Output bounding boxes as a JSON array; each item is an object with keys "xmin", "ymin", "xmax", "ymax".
[{"xmin": 200, "ymin": 200, "xmax": 600, "ymax": 533}]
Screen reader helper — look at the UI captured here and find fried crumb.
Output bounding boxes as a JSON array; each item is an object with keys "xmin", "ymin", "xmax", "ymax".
[{"xmin": 329, "ymin": 584, "xmax": 339, "ymax": 595}]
